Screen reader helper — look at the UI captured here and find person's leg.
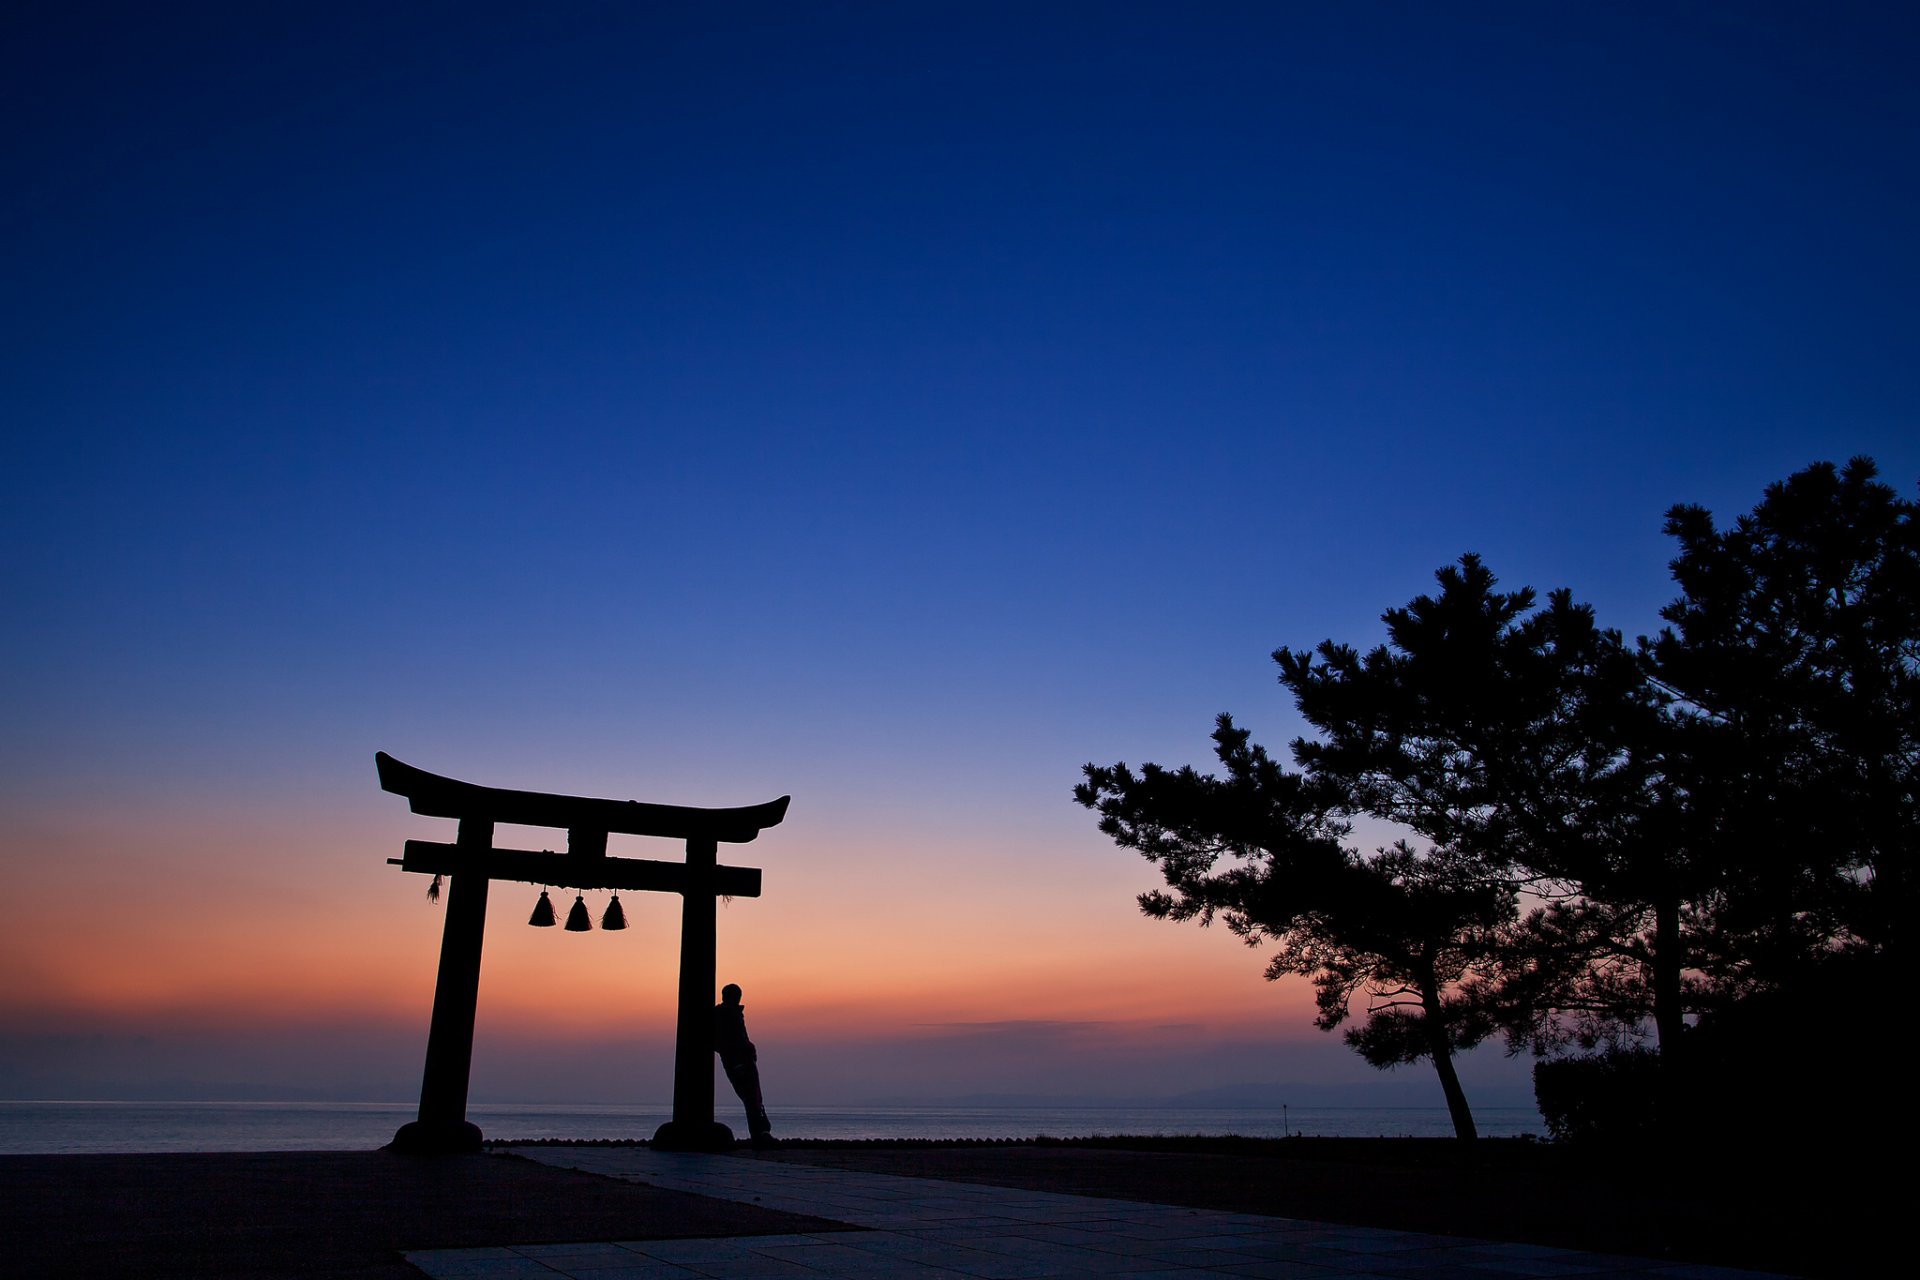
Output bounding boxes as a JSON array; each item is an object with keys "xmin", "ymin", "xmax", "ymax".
[{"xmin": 724, "ymin": 1058, "xmax": 772, "ymax": 1139}]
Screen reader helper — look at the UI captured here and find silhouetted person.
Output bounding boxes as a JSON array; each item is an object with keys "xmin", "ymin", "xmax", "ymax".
[{"xmin": 714, "ymin": 982, "xmax": 774, "ymax": 1146}]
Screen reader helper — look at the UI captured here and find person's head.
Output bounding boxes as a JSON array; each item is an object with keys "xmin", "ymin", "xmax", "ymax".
[{"xmin": 721, "ymin": 983, "xmax": 742, "ymax": 1005}]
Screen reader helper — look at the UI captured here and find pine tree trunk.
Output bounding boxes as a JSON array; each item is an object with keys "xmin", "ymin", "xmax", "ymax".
[
  {"xmin": 1651, "ymin": 891, "xmax": 1686, "ymax": 1145},
  {"xmin": 1652, "ymin": 893, "xmax": 1684, "ymax": 1056},
  {"xmin": 1418, "ymin": 967, "xmax": 1478, "ymax": 1141}
]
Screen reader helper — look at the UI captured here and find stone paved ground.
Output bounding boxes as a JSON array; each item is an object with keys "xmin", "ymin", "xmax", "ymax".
[
  {"xmin": 406, "ymin": 1149, "xmax": 1797, "ymax": 1280},
  {"xmin": 0, "ymin": 1150, "xmax": 848, "ymax": 1279}
]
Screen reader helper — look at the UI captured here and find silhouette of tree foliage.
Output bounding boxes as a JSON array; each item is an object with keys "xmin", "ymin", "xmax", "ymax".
[
  {"xmin": 1271, "ymin": 557, "xmax": 1685, "ymax": 1055},
  {"xmin": 1080, "ymin": 458, "xmax": 1916, "ymax": 1141},
  {"xmin": 1076, "ymin": 718, "xmax": 1512, "ymax": 1140},
  {"xmin": 1644, "ymin": 456, "xmax": 1917, "ymax": 974}
]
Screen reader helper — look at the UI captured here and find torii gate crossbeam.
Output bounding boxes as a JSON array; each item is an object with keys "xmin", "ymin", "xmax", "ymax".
[{"xmin": 375, "ymin": 753, "xmax": 787, "ymax": 1154}]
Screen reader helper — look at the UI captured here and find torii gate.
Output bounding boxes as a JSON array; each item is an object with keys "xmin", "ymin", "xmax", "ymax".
[{"xmin": 375, "ymin": 752, "xmax": 789, "ymax": 1154}]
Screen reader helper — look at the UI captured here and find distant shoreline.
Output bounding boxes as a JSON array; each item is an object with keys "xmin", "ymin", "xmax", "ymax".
[
  {"xmin": 0, "ymin": 1098, "xmax": 1546, "ymax": 1153},
  {"xmin": 489, "ymin": 1133, "xmax": 1561, "ymax": 1165}
]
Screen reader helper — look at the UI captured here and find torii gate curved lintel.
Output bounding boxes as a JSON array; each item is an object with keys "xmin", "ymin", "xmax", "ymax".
[{"xmin": 375, "ymin": 753, "xmax": 787, "ymax": 1155}]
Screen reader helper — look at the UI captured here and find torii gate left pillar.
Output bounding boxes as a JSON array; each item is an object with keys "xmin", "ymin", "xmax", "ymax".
[
  {"xmin": 375, "ymin": 753, "xmax": 786, "ymax": 1155},
  {"xmin": 410, "ymin": 817, "xmax": 492, "ymax": 1151}
]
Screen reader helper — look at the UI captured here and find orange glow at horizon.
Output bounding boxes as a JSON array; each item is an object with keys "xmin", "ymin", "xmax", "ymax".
[{"xmin": 1, "ymin": 797, "xmax": 1318, "ymax": 1062}]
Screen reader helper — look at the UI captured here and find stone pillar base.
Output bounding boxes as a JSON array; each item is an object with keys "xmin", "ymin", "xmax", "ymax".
[
  {"xmin": 386, "ymin": 1119, "xmax": 484, "ymax": 1155},
  {"xmin": 651, "ymin": 1119, "xmax": 736, "ymax": 1152}
]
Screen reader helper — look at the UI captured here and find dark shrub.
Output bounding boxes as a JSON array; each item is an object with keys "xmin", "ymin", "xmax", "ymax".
[{"xmin": 1533, "ymin": 1048, "xmax": 1663, "ymax": 1144}]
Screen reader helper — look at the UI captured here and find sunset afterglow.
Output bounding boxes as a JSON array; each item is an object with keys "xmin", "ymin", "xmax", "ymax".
[{"xmin": 4, "ymin": 3, "xmax": 1914, "ymax": 1116}]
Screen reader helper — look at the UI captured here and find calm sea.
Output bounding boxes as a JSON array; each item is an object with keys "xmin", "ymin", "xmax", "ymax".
[{"xmin": 0, "ymin": 1100, "xmax": 1544, "ymax": 1153}]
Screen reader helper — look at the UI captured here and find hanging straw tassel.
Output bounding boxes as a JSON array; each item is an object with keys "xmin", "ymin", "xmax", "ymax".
[
  {"xmin": 528, "ymin": 889, "xmax": 557, "ymax": 927},
  {"xmin": 564, "ymin": 893, "xmax": 593, "ymax": 932},
  {"xmin": 601, "ymin": 893, "xmax": 628, "ymax": 931}
]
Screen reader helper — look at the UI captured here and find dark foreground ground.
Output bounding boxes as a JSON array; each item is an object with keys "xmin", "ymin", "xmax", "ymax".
[
  {"xmin": 2, "ymin": 1138, "xmax": 1890, "ymax": 1279},
  {"xmin": 749, "ymin": 1136, "xmax": 1889, "ymax": 1279},
  {"xmin": 0, "ymin": 1150, "xmax": 852, "ymax": 1279}
]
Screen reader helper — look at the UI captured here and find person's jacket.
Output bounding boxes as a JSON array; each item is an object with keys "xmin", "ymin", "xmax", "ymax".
[{"xmin": 714, "ymin": 1002, "xmax": 755, "ymax": 1064}]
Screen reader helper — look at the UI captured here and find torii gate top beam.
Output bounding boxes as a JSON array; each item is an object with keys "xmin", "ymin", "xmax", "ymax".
[{"xmin": 375, "ymin": 752, "xmax": 790, "ymax": 844}]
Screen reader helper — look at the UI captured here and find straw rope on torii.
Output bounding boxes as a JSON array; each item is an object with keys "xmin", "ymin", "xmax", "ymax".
[{"xmin": 375, "ymin": 752, "xmax": 788, "ymax": 1154}]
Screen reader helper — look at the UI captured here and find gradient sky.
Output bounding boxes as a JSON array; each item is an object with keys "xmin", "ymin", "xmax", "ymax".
[{"xmin": 4, "ymin": 2, "xmax": 1916, "ymax": 1110}]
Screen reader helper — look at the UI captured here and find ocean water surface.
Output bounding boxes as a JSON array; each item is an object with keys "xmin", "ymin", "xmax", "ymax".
[{"xmin": 0, "ymin": 1100, "xmax": 1544, "ymax": 1153}]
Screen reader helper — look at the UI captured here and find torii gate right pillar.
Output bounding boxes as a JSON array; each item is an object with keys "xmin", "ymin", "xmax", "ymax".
[{"xmin": 652, "ymin": 836, "xmax": 735, "ymax": 1151}]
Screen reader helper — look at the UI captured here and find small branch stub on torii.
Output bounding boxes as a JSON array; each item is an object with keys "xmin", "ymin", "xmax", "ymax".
[{"xmin": 375, "ymin": 752, "xmax": 788, "ymax": 1154}]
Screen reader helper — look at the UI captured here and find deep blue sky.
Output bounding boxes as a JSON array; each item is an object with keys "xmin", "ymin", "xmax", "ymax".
[{"xmin": 3, "ymin": 3, "xmax": 1915, "ymax": 1104}]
